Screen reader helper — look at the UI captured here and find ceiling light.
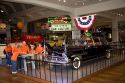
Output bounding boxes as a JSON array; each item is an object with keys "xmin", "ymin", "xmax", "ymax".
[
  {"xmin": 118, "ymin": 13, "xmax": 123, "ymax": 16},
  {"xmin": 116, "ymin": 13, "xmax": 123, "ymax": 16},
  {"xmin": 82, "ymin": 2, "xmax": 85, "ymax": 5},
  {"xmin": 63, "ymin": 0, "xmax": 66, "ymax": 2},
  {"xmin": 0, "ymin": 10, "xmax": 4, "ymax": 13},
  {"xmin": 98, "ymin": 0, "xmax": 102, "ymax": 1},
  {"xmin": 58, "ymin": 0, "xmax": 61, "ymax": 2},
  {"xmin": 118, "ymin": 14, "xmax": 120, "ymax": 16},
  {"xmin": 120, "ymin": 14, "xmax": 123, "ymax": 16}
]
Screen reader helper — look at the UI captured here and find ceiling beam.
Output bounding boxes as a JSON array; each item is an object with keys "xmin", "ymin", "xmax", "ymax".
[
  {"xmin": 26, "ymin": 11, "xmax": 69, "ymax": 22},
  {"xmin": 0, "ymin": 5, "xmax": 8, "ymax": 15},
  {"xmin": 74, "ymin": 0, "xmax": 125, "ymax": 16},
  {"xmin": 1, "ymin": 2, "xmax": 16, "ymax": 13},
  {"xmin": 21, "ymin": 4, "xmax": 26, "ymax": 10},
  {"xmin": 117, "ymin": 16, "xmax": 125, "ymax": 21},
  {"xmin": 97, "ymin": 13, "xmax": 115, "ymax": 19},
  {"xmin": 10, "ymin": 6, "xmax": 69, "ymax": 18},
  {"xmin": 4, "ymin": 0, "xmax": 125, "ymax": 22},
  {"xmin": 4, "ymin": 0, "xmax": 74, "ymax": 13},
  {"xmin": 9, "ymin": 6, "xmax": 49, "ymax": 17}
]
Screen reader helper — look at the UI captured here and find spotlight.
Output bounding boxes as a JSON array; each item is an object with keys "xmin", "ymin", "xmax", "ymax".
[{"xmin": 0, "ymin": 10, "xmax": 4, "ymax": 13}]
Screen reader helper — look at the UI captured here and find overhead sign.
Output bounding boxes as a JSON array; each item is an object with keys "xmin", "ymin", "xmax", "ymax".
[
  {"xmin": 48, "ymin": 16, "xmax": 72, "ymax": 31},
  {"xmin": 49, "ymin": 23, "xmax": 71, "ymax": 31},
  {"xmin": 74, "ymin": 14, "xmax": 96, "ymax": 31}
]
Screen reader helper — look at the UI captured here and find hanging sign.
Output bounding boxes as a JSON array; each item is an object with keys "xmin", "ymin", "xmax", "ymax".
[
  {"xmin": 74, "ymin": 14, "xmax": 96, "ymax": 31},
  {"xmin": 49, "ymin": 24, "xmax": 71, "ymax": 31},
  {"xmin": 48, "ymin": 16, "xmax": 72, "ymax": 31}
]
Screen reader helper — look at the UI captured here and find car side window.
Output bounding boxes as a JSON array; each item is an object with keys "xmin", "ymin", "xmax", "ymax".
[
  {"xmin": 82, "ymin": 37, "xmax": 95, "ymax": 47},
  {"xmin": 94, "ymin": 37, "xmax": 102, "ymax": 45}
]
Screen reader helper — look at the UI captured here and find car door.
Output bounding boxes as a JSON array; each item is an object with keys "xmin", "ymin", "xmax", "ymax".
[
  {"xmin": 85, "ymin": 39, "xmax": 97, "ymax": 59},
  {"xmin": 94, "ymin": 37, "xmax": 106, "ymax": 57}
]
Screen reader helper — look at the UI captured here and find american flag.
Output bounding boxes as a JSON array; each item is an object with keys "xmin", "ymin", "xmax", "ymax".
[{"xmin": 43, "ymin": 40, "xmax": 46, "ymax": 57}]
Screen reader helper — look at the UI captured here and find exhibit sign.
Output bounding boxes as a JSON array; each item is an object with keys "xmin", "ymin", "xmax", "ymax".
[{"xmin": 48, "ymin": 16, "xmax": 72, "ymax": 31}]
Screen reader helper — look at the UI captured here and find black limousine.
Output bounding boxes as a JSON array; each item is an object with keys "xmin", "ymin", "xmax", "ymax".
[{"xmin": 45, "ymin": 32, "xmax": 111, "ymax": 69}]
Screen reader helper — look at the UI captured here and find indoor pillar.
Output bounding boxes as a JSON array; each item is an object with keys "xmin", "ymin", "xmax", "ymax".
[
  {"xmin": 112, "ymin": 19, "xmax": 119, "ymax": 42},
  {"xmin": 22, "ymin": 18, "xmax": 27, "ymax": 33},
  {"xmin": 18, "ymin": 17, "xmax": 27, "ymax": 34},
  {"xmin": 70, "ymin": 14, "xmax": 81, "ymax": 39},
  {"xmin": 6, "ymin": 25, "xmax": 11, "ymax": 40}
]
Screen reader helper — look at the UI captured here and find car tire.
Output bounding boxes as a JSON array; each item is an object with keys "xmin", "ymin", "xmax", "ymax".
[{"xmin": 73, "ymin": 57, "xmax": 81, "ymax": 69}]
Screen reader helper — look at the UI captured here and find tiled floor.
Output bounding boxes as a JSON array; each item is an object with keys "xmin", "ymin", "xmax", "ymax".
[{"xmin": 74, "ymin": 61, "xmax": 125, "ymax": 83}]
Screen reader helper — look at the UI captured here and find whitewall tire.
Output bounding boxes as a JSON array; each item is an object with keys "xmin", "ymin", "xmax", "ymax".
[{"xmin": 73, "ymin": 57, "xmax": 81, "ymax": 69}]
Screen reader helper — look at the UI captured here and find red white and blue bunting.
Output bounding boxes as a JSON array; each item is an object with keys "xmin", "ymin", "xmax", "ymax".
[{"xmin": 74, "ymin": 14, "xmax": 96, "ymax": 31}]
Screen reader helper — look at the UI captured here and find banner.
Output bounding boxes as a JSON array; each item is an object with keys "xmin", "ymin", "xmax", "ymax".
[
  {"xmin": 74, "ymin": 14, "xmax": 96, "ymax": 30},
  {"xmin": 22, "ymin": 34, "xmax": 43, "ymax": 44}
]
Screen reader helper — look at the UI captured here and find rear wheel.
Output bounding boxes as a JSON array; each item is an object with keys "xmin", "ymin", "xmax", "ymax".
[{"xmin": 73, "ymin": 57, "xmax": 81, "ymax": 69}]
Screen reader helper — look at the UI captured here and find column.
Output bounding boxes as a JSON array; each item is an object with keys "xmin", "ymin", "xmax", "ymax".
[
  {"xmin": 18, "ymin": 17, "xmax": 27, "ymax": 34},
  {"xmin": 70, "ymin": 14, "xmax": 81, "ymax": 39},
  {"xmin": 22, "ymin": 18, "xmax": 27, "ymax": 33},
  {"xmin": 6, "ymin": 25, "xmax": 11, "ymax": 40},
  {"xmin": 112, "ymin": 19, "xmax": 119, "ymax": 42}
]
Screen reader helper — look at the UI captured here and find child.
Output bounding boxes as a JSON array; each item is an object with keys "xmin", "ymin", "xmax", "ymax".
[
  {"xmin": 11, "ymin": 44, "xmax": 21, "ymax": 74},
  {"xmin": 4, "ymin": 43, "xmax": 12, "ymax": 66}
]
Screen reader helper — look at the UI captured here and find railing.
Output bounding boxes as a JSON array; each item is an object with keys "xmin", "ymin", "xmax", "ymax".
[
  {"xmin": 16, "ymin": 44, "xmax": 125, "ymax": 83},
  {"xmin": 0, "ymin": 44, "xmax": 6, "ymax": 61}
]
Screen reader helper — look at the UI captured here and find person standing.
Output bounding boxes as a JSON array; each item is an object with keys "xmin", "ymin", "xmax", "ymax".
[
  {"xmin": 21, "ymin": 41, "xmax": 29, "ymax": 54},
  {"xmin": 20, "ymin": 41, "xmax": 29, "ymax": 70},
  {"xmin": 29, "ymin": 45, "xmax": 35, "ymax": 54},
  {"xmin": 35, "ymin": 43, "xmax": 44, "ymax": 61},
  {"xmin": 11, "ymin": 44, "xmax": 21, "ymax": 74},
  {"xmin": 4, "ymin": 43, "xmax": 12, "ymax": 66}
]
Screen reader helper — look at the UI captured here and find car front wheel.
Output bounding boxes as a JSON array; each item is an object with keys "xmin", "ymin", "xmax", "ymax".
[{"xmin": 73, "ymin": 57, "xmax": 81, "ymax": 69}]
